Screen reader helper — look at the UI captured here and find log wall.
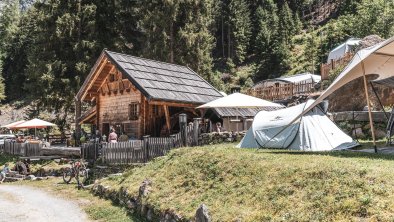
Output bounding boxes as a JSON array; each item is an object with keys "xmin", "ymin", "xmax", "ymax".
[{"xmin": 99, "ymin": 88, "xmax": 142, "ymax": 138}]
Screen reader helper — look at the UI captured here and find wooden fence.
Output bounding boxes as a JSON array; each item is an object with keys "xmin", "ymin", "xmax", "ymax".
[
  {"xmin": 102, "ymin": 140, "xmax": 145, "ymax": 164},
  {"xmin": 248, "ymin": 82, "xmax": 316, "ymax": 101},
  {"xmin": 81, "ymin": 142, "xmax": 101, "ymax": 160},
  {"xmin": 2, "ymin": 141, "xmax": 42, "ymax": 156},
  {"xmin": 81, "ymin": 123, "xmax": 195, "ymax": 164},
  {"xmin": 320, "ymin": 52, "xmax": 353, "ymax": 80}
]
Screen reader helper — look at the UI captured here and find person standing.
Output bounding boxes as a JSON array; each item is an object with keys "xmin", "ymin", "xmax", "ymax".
[
  {"xmin": 95, "ymin": 129, "xmax": 102, "ymax": 143},
  {"xmin": 108, "ymin": 129, "xmax": 118, "ymax": 143}
]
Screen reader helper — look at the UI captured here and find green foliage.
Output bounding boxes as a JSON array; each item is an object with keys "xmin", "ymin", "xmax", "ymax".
[{"xmin": 227, "ymin": 0, "xmax": 252, "ymax": 64}]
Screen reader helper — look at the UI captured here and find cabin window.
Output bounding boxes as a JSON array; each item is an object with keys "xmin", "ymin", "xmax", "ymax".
[{"xmin": 128, "ymin": 102, "xmax": 140, "ymax": 120}]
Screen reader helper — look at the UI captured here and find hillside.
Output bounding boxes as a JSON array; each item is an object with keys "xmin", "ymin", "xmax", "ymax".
[{"xmin": 100, "ymin": 144, "xmax": 394, "ymax": 221}]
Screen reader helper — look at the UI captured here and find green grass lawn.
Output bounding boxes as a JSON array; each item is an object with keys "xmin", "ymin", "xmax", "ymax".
[{"xmin": 100, "ymin": 144, "xmax": 394, "ymax": 221}]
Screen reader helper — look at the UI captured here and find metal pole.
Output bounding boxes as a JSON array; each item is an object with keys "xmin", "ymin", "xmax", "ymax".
[
  {"xmin": 361, "ymin": 61, "xmax": 378, "ymax": 153},
  {"xmin": 369, "ymin": 82, "xmax": 389, "ymax": 120}
]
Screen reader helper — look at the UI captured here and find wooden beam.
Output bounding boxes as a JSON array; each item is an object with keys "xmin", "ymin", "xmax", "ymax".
[
  {"xmin": 97, "ymin": 64, "xmax": 116, "ymax": 92},
  {"xmin": 163, "ymin": 105, "xmax": 171, "ymax": 134},
  {"xmin": 96, "ymin": 95, "xmax": 100, "ymax": 129},
  {"xmin": 149, "ymin": 100, "xmax": 198, "ymax": 108},
  {"xmin": 81, "ymin": 57, "xmax": 108, "ymax": 101}
]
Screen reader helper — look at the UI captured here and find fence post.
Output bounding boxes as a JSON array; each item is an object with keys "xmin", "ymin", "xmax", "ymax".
[
  {"xmin": 170, "ymin": 135, "xmax": 176, "ymax": 148},
  {"xmin": 193, "ymin": 118, "xmax": 201, "ymax": 146},
  {"xmin": 179, "ymin": 113, "xmax": 187, "ymax": 147},
  {"xmin": 143, "ymin": 135, "xmax": 150, "ymax": 163}
]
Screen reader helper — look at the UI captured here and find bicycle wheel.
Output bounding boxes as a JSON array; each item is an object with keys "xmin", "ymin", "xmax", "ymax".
[{"xmin": 62, "ymin": 167, "xmax": 73, "ymax": 184}]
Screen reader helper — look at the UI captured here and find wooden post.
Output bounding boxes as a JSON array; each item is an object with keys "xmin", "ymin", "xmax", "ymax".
[
  {"xmin": 361, "ymin": 60, "xmax": 378, "ymax": 153},
  {"xmin": 163, "ymin": 105, "xmax": 171, "ymax": 135},
  {"xmin": 170, "ymin": 135, "xmax": 176, "ymax": 148},
  {"xmin": 193, "ymin": 118, "xmax": 201, "ymax": 146},
  {"xmin": 143, "ymin": 135, "xmax": 150, "ymax": 162},
  {"xmin": 242, "ymin": 117, "xmax": 247, "ymax": 131},
  {"xmin": 179, "ymin": 113, "xmax": 187, "ymax": 147},
  {"xmin": 75, "ymin": 98, "xmax": 82, "ymax": 146}
]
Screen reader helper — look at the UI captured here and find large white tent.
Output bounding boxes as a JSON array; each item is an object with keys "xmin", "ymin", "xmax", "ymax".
[
  {"xmin": 238, "ymin": 100, "xmax": 359, "ymax": 151},
  {"xmin": 295, "ymin": 35, "xmax": 394, "ymax": 152},
  {"xmin": 197, "ymin": 93, "xmax": 284, "ymax": 109}
]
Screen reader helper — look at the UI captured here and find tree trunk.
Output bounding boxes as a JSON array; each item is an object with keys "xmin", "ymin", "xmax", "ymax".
[
  {"xmin": 222, "ymin": 15, "xmax": 225, "ymax": 58},
  {"xmin": 170, "ymin": 22, "xmax": 174, "ymax": 63},
  {"xmin": 227, "ymin": 23, "xmax": 231, "ymax": 59}
]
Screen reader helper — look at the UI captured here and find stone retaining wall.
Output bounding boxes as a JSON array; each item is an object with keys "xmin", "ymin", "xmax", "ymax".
[{"xmin": 91, "ymin": 180, "xmax": 211, "ymax": 222}]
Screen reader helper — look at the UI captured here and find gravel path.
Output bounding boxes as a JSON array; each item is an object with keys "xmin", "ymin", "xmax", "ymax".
[{"xmin": 0, "ymin": 185, "xmax": 90, "ymax": 222}]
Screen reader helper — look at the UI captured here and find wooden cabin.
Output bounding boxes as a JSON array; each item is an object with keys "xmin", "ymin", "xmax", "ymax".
[{"xmin": 75, "ymin": 50, "xmax": 223, "ymax": 139}]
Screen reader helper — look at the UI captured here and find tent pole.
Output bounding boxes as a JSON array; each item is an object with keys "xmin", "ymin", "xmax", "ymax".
[
  {"xmin": 370, "ymin": 82, "xmax": 389, "ymax": 120},
  {"xmin": 361, "ymin": 61, "xmax": 377, "ymax": 153}
]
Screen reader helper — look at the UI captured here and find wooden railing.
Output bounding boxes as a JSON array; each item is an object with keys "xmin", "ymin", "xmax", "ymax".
[
  {"xmin": 320, "ymin": 52, "xmax": 353, "ymax": 80},
  {"xmin": 83, "ymin": 123, "xmax": 195, "ymax": 164},
  {"xmin": 248, "ymin": 82, "xmax": 316, "ymax": 101},
  {"xmin": 2, "ymin": 141, "xmax": 42, "ymax": 156}
]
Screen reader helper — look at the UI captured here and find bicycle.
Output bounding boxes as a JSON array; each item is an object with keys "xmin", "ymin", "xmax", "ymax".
[{"xmin": 62, "ymin": 159, "xmax": 89, "ymax": 188}]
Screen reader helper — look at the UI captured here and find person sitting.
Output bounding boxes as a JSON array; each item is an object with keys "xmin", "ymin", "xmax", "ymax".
[
  {"xmin": 1, "ymin": 163, "xmax": 15, "ymax": 183},
  {"xmin": 108, "ymin": 129, "xmax": 118, "ymax": 143}
]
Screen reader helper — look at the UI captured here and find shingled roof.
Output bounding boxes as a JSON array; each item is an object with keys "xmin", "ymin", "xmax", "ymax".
[{"xmin": 103, "ymin": 50, "xmax": 223, "ymax": 104}]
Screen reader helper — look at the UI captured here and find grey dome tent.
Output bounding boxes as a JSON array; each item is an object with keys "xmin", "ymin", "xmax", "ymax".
[{"xmin": 237, "ymin": 100, "xmax": 359, "ymax": 151}]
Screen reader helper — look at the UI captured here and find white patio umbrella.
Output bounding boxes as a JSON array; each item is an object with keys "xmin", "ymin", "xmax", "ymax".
[
  {"xmin": 12, "ymin": 118, "xmax": 56, "ymax": 137},
  {"xmin": 197, "ymin": 93, "xmax": 284, "ymax": 109},
  {"xmin": 1, "ymin": 120, "xmax": 26, "ymax": 129},
  {"xmin": 294, "ymin": 35, "xmax": 394, "ymax": 152}
]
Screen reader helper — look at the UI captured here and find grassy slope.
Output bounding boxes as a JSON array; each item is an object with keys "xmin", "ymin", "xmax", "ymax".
[{"xmin": 101, "ymin": 144, "xmax": 394, "ymax": 221}]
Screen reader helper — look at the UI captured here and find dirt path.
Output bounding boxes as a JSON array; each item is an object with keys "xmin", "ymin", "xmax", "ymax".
[{"xmin": 0, "ymin": 185, "xmax": 90, "ymax": 222}]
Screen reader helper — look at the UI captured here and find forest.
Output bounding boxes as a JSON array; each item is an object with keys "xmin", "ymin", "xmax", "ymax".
[{"xmin": 1, "ymin": 0, "xmax": 394, "ymax": 126}]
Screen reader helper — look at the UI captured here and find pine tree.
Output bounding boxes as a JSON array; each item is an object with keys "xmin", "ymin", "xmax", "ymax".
[
  {"xmin": 0, "ymin": 0, "xmax": 21, "ymax": 102},
  {"xmin": 23, "ymin": 0, "xmax": 98, "ymax": 126},
  {"xmin": 140, "ymin": 0, "xmax": 180, "ymax": 63},
  {"xmin": 227, "ymin": 0, "xmax": 252, "ymax": 64},
  {"xmin": 177, "ymin": 0, "xmax": 215, "ymax": 81},
  {"xmin": 278, "ymin": 2, "xmax": 295, "ymax": 45}
]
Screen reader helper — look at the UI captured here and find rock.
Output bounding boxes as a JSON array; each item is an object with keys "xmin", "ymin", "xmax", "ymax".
[
  {"xmin": 195, "ymin": 204, "xmax": 211, "ymax": 222},
  {"xmin": 108, "ymin": 173, "xmax": 123, "ymax": 177},
  {"xmin": 25, "ymin": 175, "xmax": 36, "ymax": 180},
  {"xmin": 374, "ymin": 129, "xmax": 387, "ymax": 139},
  {"xmin": 352, "ymin": 128, "xmax": 366, "ymax": 139},
  {"xmin": 126, "ymin": 199, "xmax": 137, "ymax": 210},
  {"xmin": 147, "ymin": 207, "xmax": 153, "ymax": 221},
  {"xmin": 139, "ymin": 179, "xmax": 152, "ymax": 197}
]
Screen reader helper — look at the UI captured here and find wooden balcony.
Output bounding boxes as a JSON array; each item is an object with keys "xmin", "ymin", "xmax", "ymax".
[
  {"xmin": 321, "ymin": 52, "xmax": 353, "ymax": 80},
  {"xmin": 248, "ymin": 82, "xmax": 316, "ymax": 101}
]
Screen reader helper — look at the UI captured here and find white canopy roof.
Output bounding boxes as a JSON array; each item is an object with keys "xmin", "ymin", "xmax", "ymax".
[
  {"xmin": 1, "ymin": 120, "xmax": 26, "ymax": 129},
  {"xmin": 197, "ymin": 93, "xmax": 284, "ymax": 109},
  {"xmin": 12, "ymin": 118, "xmax": 56, "ymax": 129},
  {"xmin": 300, "ymin": 35, "xmax": 394, "ymax": 121},
  {"xmin": 275, "ymin": 72, "xmax": 321, "ymax": 84},
  {"xmin": 327, "ymin": 38, "xmax": 361, "ymax": 62}
]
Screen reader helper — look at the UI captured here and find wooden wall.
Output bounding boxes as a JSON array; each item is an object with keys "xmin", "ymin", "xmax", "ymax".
[{"xmin": 99, "ymin": 89, "xmax": 142, "ymax": 139}]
